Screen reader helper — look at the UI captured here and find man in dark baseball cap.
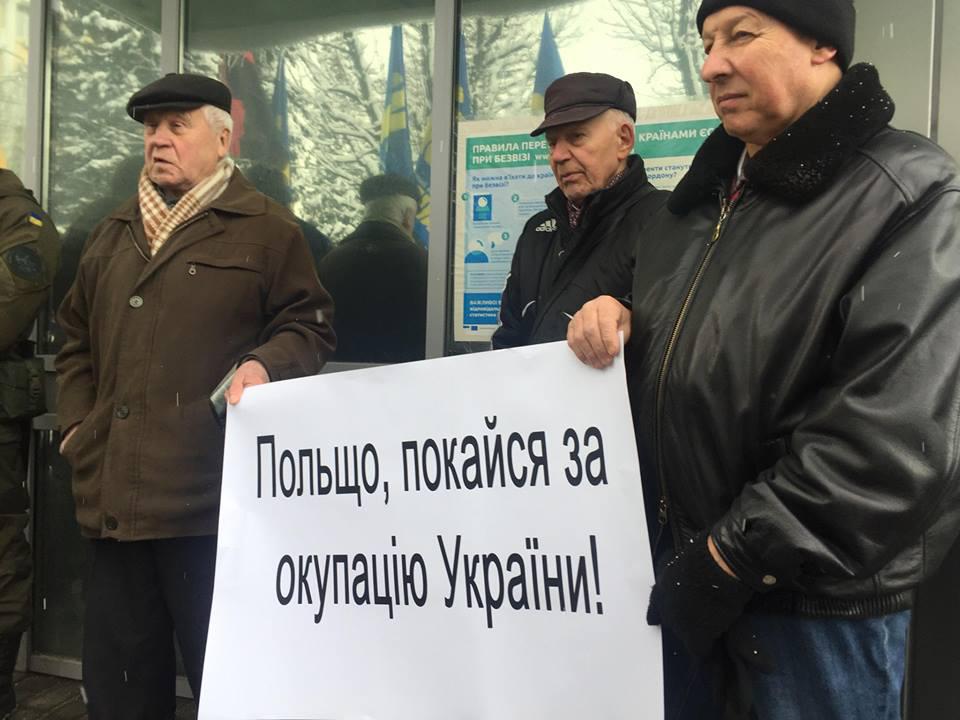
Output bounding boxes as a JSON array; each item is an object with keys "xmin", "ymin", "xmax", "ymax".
[
  {"xmin": 318, "ymin": 173, "xmax": 428, "ymax": 363},
  {"xmin": 492, "ymin": 72, "xmax": 666, "ymax": 349},
  {"xmin": 530, "ymin": 72, "xmax": 636, "ymax": 136}
]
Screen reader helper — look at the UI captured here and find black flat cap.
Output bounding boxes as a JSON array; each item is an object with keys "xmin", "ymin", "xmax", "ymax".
[
  {"xmin": 531, "ymin": 72, "xmax": 636, "ymax": 136},
  {"xmin": 126, "ymin": 73, "xmax": 232, "ymax": 123},
  {"xmin": 359, "ymin": 174, "xmax": 420, "ymax": 203}
]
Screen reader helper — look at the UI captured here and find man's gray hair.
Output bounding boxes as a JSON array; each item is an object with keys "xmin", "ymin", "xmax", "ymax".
[
  {"xmin": 365, "ymin": 194, "xmax": 418, "ymax": 233},
  {"xmin": 605, "ymin": 108, "xmax": 635, "ymax": 131},
  {"xmin": 203, "ymin": 104, "xmax": 233, "ymax": 134}
]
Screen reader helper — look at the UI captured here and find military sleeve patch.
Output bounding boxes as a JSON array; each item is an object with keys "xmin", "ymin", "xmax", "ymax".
[
  {"xmin": 3, "ymin": 245, "xmax": 45, "ymax": 283},
  {"xmin": 27, "ymin": 213, "xmax": 44, "ymax": 228}
]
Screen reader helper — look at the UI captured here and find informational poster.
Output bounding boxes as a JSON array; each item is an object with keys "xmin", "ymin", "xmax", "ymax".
[
  {"xmin": 199, "ymin": 341, "xmax": 661, "ymax": 720},
  {"xmin": 453, "ymin": 101, "xmax": 717, "ymax": 343}
]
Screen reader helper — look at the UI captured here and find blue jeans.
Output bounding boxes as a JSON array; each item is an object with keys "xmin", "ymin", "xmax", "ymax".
[
  {"xmin": 743, "ymin": 610, "xmax": 911, "ymax": 720},
  {"xmin": 663, "ymin": 610, "xmax": 911, "ymax": 720}
]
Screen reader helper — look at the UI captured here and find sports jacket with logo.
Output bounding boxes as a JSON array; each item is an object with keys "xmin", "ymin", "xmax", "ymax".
[{"xmin": 492, "ymin": 155, "xmax": 667, "ymax": 348}]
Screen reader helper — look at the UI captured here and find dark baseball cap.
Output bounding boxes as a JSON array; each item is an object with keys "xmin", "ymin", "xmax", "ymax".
[
  {"xmin": 359, "ymin": 173, "xmax": 420, "ymax": 203},
  {"xmin": 531, "ymin": 72, "xmax": 637, "ymax": 136},
  {"xmin": 126, "ymin": 73, "xmax": 232, "ymax": 123}
]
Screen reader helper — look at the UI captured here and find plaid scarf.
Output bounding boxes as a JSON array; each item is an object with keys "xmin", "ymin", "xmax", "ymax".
[{"xmin": 138, "ymin": 157, "xmax": 235, "ymax": 256}]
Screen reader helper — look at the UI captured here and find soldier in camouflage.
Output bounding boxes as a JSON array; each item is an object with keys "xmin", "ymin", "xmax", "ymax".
[{"xmin": 0, "ymin": 168, "xmax": 59, "ymax": 717}]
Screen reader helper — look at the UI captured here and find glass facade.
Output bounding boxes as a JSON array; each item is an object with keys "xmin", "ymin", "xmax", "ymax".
[
  {"xmin": 0, "ymin": 0, "xmax": 29, "ymax": 177},
  {"xmin": 7, "ymin": 2, "xmax": 958, "ymax": 709},
  {"xmin": 463, "ymin": 3, "xmax": 707, "ymax": 124},
  {"xmin": 46, "ymin": 0, "xmax": 161, "ymax": 324},
  {"xmin": 184, "ymin": 6, "xmax": 434, "ymax": 363},
  {"xmin": 32, "ymin": 0, "xmax": 161, "ymax": 661},
  {"xmin": 940, "ymin": 0, "xmax": 960, "ymax": 159}
]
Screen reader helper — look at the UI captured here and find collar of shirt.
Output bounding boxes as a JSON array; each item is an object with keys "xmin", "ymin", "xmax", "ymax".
[
  {"xmin": 156, "ymin": 183, "xmax": 180, "ymax": 208},
  {"xmin": 566, "ymin": 166, "xmax": 627, "ymax": 229},
  {"xmin": 729, "ymin": 149, "xmax": 748, "ymax": 200}
]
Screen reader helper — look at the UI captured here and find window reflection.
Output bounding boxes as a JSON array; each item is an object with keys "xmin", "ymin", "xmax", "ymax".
[
  {"xmin": 0, "ymin": 0, "xmax": 30, "ymax": 177},
  {"xmin": 462, "ymin": 2, "xmax": 706, "ymax": 126},
  {"xmin": 38, "ymin": 0, "xmax": 161, "ymax": 660},
  {"xmin": 47, "ymin": 0, "xmax": 161, "ymax": 328},
  {"xmin": 185, "ymin": 14, "xmax": 434, "ymax": 363}
]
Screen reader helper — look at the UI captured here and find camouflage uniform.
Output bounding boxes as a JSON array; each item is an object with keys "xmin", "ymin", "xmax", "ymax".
[{"xmin": 0, "ymin": 169, "xmax": 59, "ymax": 714}]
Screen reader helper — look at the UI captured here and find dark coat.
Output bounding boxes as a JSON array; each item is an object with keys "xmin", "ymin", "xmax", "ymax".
[
  {"xmin": 56, "ymin": 169, "xmax": 335, "ymax": 539},
  {"xmin": 629, "ymin": 64, "xmax": 960, "ymax": 615},
  {"xmin": 0, "ymin": 170, "xmax": 60, "ymax": 450},
  {"xmin": 0, "ymin": 170, "xmax": 60, "ymax": 354},
  {"xmin": 491, "ymin": 155, "xmax": 668, "ymax": 349},
  {"xmin": 318, "ymin": 220, "xmax": 427, "ymax": 363}
]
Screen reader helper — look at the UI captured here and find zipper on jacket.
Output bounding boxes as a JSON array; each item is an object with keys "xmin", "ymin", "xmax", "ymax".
[
  {"xmin": 652, "ymin": 186, "xmax": 744, "ymax": 552},
  {"xmin": 126, "ymin": 225, "xmax": 149, "ymax": 263}
]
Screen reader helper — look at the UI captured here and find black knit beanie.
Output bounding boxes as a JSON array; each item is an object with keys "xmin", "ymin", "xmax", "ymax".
[{"xmin": 696, "ymin": 0, "xmax": 856, "ymax": 71}]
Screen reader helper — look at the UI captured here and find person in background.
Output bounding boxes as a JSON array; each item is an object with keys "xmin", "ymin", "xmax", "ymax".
[
  {"xmin": 246, "ymin": 164, "xmax": 332, "ymax": 268},
  {"xmin": 318, "ymin": 173, "xmax": 427, "ymax": 363}
]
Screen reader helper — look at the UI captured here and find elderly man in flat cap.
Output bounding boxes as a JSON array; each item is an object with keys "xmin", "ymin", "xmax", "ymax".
[
  {"xmin": 56, "ymin": 73, "xmax": 335, "ymax": 716},
  {"xmin": 318, "ymin": 173, "xmax": 428, "ymax": 363},
  {"xmin": 491, "ymin": 72, "xmax": 667, "ymax": 349},
  {"xmin": 568, "ymin": 1, "xmax": 960, "ymax": 718}
]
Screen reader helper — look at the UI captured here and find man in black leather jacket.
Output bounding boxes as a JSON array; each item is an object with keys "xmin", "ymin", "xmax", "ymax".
[
  {"xmin": 491, "ymin": 72, "xmax": 667, "ymax": 348},
  {"xmin": 567, "ymin": 2, "xmax": 960, "ymax": 719}
]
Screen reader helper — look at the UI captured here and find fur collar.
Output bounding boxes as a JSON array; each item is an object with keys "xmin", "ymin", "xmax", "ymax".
[{"xmin": 668, "ymin": 63, "xmax": 895, "ymax": 213}]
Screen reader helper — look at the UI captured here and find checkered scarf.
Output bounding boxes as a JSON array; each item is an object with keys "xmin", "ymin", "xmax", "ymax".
[{"xmin": 138, "ymin": 157, "xmax": 235, "ymax": 256}]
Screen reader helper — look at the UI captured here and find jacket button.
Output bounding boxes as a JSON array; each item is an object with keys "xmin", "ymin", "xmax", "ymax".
[
  {"xmin": 188, "ymin": 264, "xmax": 197, "ymax": 276},
  {"xmin": 762, "ymin": 574, "xmax": 778, "ymax": 586},
  {"xmin": 115, "ymin": 405, "xmax": 129, "ymax": 419},
  {"xmin": 129, "ymin": 295, "xmax": 144, "ymax": 308},
  {"xmin": 104, "ymin": 515, "xmax": 119, "ymax": 531}
]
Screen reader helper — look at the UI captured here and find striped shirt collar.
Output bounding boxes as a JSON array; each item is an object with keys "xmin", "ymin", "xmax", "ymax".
[{"xmin": 566, "ymin": 165, "xmax": 627, "ymax": 229}]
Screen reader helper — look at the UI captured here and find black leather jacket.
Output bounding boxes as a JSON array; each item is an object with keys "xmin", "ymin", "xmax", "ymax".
[
  {"xmin": 492, "ymin": 155, "xmax": 667, "ymax": 348},
  {"xmin": 628, "ymin": 64, "xmax": 960, "ymax": 616}
]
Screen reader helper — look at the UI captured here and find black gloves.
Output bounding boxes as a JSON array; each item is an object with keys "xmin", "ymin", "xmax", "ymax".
[{"xmin": 647, "ymin": 531, "xmax": 754, "ymax": 658}]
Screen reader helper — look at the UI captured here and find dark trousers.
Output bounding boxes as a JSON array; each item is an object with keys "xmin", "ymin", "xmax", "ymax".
[
  {"xmin": 82, "ymin": 535, "xmax": 217, "ymax": 720},
  {"xmin": 0, "ymin": 424, "xmax": 32, "ymax": 636}
]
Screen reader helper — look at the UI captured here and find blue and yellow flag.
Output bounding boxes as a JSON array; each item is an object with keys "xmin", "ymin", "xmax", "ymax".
[
  {"xmin": 380, "ymin": 25, "xmax": 415, "ymax": 181},
  {"xmin": 531, "ymin": 14, "xmax": 565, "ymax": 112},
  {"xmin": 271, "ymin": 51, "xmax": 291, "ymax": 182},
  {"xmin": 413, "ymin": 124, "xmax": 431, "ymax": 248},
  {"xmin": 456, "ymin": 32, "xmax": 474, "ymax": 121}
]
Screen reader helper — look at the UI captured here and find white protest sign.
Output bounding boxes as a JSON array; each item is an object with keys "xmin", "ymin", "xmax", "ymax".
[{"xmin": 199, "ymin": 341, "xmax": 662, "ymax": 720}]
